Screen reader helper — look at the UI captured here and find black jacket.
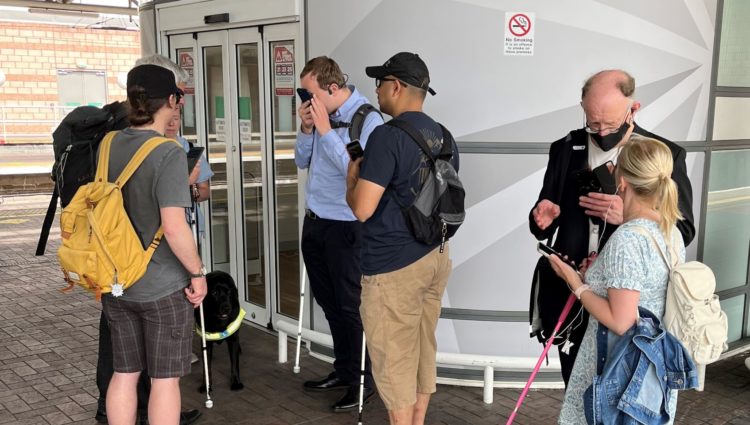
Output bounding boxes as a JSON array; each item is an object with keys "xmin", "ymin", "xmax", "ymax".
[
  {"xmin": 527, "ymin": 125, "xmax": 695, "ymax": 343},
  {"xmin": 529, "ymin": 124, "xmax": 694, "ymax": 263}
]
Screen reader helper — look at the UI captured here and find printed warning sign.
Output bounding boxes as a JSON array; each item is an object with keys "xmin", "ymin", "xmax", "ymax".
[
  {"xmin": 178, "ymin": 51, "xmax": 195, "ymax": 94},
  {"xmin": 504, "ymin": 12, "xmax": 535, "ymax": 56},
  {"xmin": 274, "ymin": 45, "xmax": 295, "ymax": 96}
]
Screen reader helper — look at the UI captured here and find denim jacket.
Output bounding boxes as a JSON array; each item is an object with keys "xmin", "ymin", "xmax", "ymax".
[{"xmin": 584, "ymin": 308, "xmax": 698, "ymax": 424}]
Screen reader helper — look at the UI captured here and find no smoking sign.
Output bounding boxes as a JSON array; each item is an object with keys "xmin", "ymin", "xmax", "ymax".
[
  {"xmin": 509, "ymin": 13, "xmax": 531, "ymax": 36},
  {"xmin": 504, "ymin": 11, "xmax": 535, "ymax": 56}
]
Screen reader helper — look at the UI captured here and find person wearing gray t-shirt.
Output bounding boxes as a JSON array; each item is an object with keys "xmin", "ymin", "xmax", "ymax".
[{"xmin": 100, "ymin": 64, "xmax": 207, "ymax": 425}]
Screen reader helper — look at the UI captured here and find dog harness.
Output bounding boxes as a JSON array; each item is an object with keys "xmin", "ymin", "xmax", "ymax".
[{"xmin": 196, "ymin": 308, "xmax": 246, "ymax": 341}]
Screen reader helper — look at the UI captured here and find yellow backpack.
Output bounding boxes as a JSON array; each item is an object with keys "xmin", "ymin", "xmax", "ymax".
[{"xmin": 57, "ymin": 131, "xmax": 180, "ymax": 301}]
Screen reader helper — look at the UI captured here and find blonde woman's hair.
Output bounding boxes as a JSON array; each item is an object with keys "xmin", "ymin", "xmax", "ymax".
[{"xmin": 616, "ymin": 136, "xmax": 683, "ymax": 236}]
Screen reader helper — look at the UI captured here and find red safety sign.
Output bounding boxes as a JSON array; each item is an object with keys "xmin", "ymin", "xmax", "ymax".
[{"xmin": 508, "ymin": 13, "xmax": 531, "ymax": 37}]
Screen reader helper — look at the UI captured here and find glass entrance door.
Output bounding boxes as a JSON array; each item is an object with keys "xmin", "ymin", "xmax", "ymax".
[{"xmin": 170, "ymin": 24, "xmax": 301, "ymax": 329}]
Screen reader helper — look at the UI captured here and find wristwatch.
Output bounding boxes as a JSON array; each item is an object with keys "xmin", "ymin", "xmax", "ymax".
[{"xmin": 189, "ymin": 265, "xmax": 207, "ymax": 278}]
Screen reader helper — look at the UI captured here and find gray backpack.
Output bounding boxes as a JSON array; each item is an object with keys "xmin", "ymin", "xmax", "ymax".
[{"xmin": 387, "ymin": 119, "xmax": 465, "ymax": 252}]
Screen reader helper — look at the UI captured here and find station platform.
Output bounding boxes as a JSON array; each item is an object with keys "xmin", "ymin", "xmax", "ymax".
[{"xmin": 0, "ymin": 195, "xmax": 748, "ymax": 424}]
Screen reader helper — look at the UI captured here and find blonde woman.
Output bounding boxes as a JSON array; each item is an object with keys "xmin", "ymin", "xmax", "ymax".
[{"xmin": 549, "ymin": 136, "xmax": 686, "ymax": 424}]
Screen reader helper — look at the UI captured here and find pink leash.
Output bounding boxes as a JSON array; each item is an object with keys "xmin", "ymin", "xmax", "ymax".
[{"xmin": 505, "ymin": 294, "xmax": 577, "ymax": 424}]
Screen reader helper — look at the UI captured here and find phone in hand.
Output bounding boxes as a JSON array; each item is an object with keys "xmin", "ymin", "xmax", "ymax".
[
  {"xmin": 537, "ymin": 242, "xmax": 577, "ymax": 268},
  {"xmin": 296, "ymin": 88, "xmax": 313, "ymax": 104},
  {"xmin": 593, "ymin": 161, "xmax": 617, "ymax": 194},
  {"xmin": 537, "ymin": 242, "xmax": 561, "ymax": 258},
  {"xmin": 186, "ymin": 146, "xmax": 205, "ymax": 173},
  {"xmin": 346, "ymin": 141, "xmax": 364, "ymax": 161}
]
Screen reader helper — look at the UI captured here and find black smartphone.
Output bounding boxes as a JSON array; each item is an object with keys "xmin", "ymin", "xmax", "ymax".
[
  {"xmin": 346, "ymin": 141, "xmax": 364, "ymax": 161},
  {"xmin": 186, "ymin": 146, "xmax": 204, "ymax": 173},
  {"xmin": 593, "ymin": 162, "xmax": 617, "ymax": 194},
  {"xmin": 296, "ymin": 88, "xmax": 312, "ymax": 104},
  {"xmin": 537, "ymin": 242, "xmax": 577, "ymax": 268},
  {"xmin": 537, "ymin": 242, "xmax": 561, "ymax": 258}
]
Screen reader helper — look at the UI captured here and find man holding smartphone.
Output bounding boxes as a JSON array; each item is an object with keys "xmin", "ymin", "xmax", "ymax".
[
  {"xmin": 528, "ymin": 69, "xmax": 695, "ymax": 388},
  {"xmin": 294, "ymin": 56, "xmax": 383, "ymax": 411}
]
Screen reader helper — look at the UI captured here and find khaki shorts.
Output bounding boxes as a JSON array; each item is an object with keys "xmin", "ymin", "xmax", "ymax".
[{"xmin": 360, "ymin": 245, "xmax": 452, "ymax": 411}]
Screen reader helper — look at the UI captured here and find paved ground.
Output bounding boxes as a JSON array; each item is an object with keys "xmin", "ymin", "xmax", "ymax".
[{"xmin": 1, "ymin": 195, "xmax": 749, "ymax": 424}]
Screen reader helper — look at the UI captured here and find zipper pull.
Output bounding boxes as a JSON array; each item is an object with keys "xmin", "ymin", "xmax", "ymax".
[{"xmin": 440, "ymin": 222, "xmax": 447, "ymax": 253}]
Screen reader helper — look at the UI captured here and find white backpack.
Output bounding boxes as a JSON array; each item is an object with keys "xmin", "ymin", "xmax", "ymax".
[{"xmin": 634, "ymin": 226, "xmax": 728, "ymax": 390}]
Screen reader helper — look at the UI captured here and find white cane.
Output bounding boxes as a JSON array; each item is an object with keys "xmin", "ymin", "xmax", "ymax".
[
  {"xmin": 192, "ymin": 199, "xmax": 213, "ymax": 408},
  {"xmin": 198, "ymin": 303, "xmax": 213, "ymax": 408},
  {"xmin": 293, "ymin": 264, "xmax": 307, "ymax": 373},
  {"xmin": 357, "ymin": 331, "xmax": 367, "ymax": 425}
]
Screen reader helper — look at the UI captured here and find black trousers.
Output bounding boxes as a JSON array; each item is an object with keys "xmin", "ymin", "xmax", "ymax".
[
  {"xmin": 97, "ymin": 312, "xmax": 151, "ymax": 410},
  {"xmin": 301, "ymin": 215, "xmax": 373, "ymax": 388}
]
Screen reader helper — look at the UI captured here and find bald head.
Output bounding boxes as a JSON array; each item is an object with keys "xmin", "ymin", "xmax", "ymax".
[
  {"xmin": 581, "ymin": 70, "xmax": 635, "ymax": 100},
  {"xmin": 579, "ymin": 70, "xmax": 640, "ymax": 150}
]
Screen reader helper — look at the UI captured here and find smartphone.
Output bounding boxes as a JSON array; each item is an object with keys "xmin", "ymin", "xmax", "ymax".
[
  {"xmin": 593, "ymin": 161, "xmax": 617, "ymax": 194},
  {"xmin": 186, "ymin": 146, "xmax": 205, "ymax": 173},
  {"xmin": 346, "ymin": 141, "xmax": 364, "ymax": 161},
  {"xmin": 296, "ymin": 88, "xmax": 312, "ymax": 104},
  {"xmin": 537, "ymin": 242, "xmax": 561, "ymax": 258},
  {"xmin": 537, "ymin": 242, "xmax": 577, "ymax": 268}
]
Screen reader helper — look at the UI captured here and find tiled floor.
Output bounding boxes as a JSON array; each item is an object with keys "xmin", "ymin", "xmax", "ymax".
[{"xmin": 1, "ymin": 195, "xmax": 749, "ymax": 424}]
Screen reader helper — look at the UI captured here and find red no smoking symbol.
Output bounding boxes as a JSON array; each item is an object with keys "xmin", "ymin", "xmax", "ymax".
[{"xmin": 509, "ymin": 13, "xmax": 531, "ymax": 37}]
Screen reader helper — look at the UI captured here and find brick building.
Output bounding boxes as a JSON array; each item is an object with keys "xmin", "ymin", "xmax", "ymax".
[{"xmin": 0, "ymin": 20, "xmax": 140, "ymax": 144}]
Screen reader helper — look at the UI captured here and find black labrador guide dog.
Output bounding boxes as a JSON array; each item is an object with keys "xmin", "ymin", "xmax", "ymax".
[{"xmin": 195, "ymin": 270, "xmax": 244, "ymax": 392}]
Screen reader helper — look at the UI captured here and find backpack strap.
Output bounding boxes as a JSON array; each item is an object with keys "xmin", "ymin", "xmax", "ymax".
[
  {"xmin": 349, "ymin": 104, "xmax": 381, "ymax": 143},
  {"xmin": 631, "ymin": 225, "xmax": 679, "ymax": 269},
  {"xmin": 114, "ymin": 136, "xmax": 179, "ymax": 187},
  {"xmin": 94, "ymin": 131, "xmax": 118, "ymax": 183},
  {"xmin": 386, "ymin": 118, "xmax": 437, "ymax": 162},
  {"xmin": 35, "ymin": 186, "xmax": 59, "ymax": 256}
]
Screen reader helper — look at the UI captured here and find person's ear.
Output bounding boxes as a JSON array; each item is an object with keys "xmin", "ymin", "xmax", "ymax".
[
  {"xmin": 618, "ymin": 176, "xmax": 627, "ymax": 194},
  {"xmin": 630, "ymin": 101, "xmax": 641, "ymax": 119}
]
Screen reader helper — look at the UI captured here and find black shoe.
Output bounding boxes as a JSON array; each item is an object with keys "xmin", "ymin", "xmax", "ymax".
[
  {"xmin": 95, "ymin": 399, "xmax": 107, "ymax": 424},
  {"xmin": 180, "ymin": 409, "xmax": 202, "ymax": 425},
  {"xmin": 303, "ymin": 372, "xmax": 349, "ymax": 392},
  {"xmin": 137, "ymin": 409, "xmax": 202, "ymax": 425},
  {"xmin": 332, "ymin": 387, "xmax": 375, "ymax": 412}
]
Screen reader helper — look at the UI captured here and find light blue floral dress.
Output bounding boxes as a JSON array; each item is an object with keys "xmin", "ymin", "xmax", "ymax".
[{"xmin": 558, "ymin": 218, "xmax": 685, "ymax": 425}]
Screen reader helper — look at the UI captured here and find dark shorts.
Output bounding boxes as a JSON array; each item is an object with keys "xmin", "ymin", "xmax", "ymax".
[{"xmin": 102, "ymin": 289, "xmax": 193, "ymax": 379}]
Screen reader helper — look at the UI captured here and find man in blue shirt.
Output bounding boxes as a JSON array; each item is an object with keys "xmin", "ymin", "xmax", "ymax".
[
  {"xmin": 295, "ymin": 56, "xmax": 383, "ymax": 412},
  {"xmin": 346, "ymin": 52, "xmax": 457, "ymax": 425}
]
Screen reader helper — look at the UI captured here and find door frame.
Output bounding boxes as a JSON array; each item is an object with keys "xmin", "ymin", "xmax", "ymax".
[{"xmin": 167, "ymin": 22, "xmax": 305, "ymax": 331}]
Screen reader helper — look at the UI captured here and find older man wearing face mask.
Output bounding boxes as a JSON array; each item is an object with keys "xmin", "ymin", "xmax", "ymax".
[{"xmin": 528, "ymin": 69, "xmax": 695, "ymax": 388}]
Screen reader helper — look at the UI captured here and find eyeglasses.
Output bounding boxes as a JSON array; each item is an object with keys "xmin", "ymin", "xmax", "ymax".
[
  {"xmin": 584, "ymin": 104, "xmax": 632, "ymax": 135},
  {"xmin": 375, "ymin": 77, "xmax": 402, "ymax": 88}
]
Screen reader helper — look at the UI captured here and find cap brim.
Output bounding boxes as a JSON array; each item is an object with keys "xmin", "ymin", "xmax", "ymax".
[{"xmin": 365, "ymin": 66, "xmax": 389, "ymax": 79}]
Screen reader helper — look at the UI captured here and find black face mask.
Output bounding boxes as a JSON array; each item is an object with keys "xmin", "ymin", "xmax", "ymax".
[{"xmin": 591, "ymin": 120, "xmax": 631, "ymax": 151}]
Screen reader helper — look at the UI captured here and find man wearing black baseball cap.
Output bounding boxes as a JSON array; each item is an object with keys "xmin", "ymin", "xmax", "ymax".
[
  {"xmin": 101, "ymin": 63, "xmax": 206, "ymax": 425},
  {"xmin": 347, "ymin": 52, "xmax": 458, "ymax": 424},
  {"xmin": 364, "ymin": 52, "xmax": 436, "ymax": 96}
]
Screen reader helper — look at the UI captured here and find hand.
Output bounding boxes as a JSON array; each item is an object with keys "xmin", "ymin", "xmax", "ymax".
[
  {"xmin": 579, "ymin": 192, "xmax": 623, "ymax": 225},
  {"xmin": 532, "ymin": 199, "xmax": 560, "ymax": 230},
  {"xmin": 347, "ymin": 157, "xmax": 362, "ymax": 187},
  {"xmin": 298, "ymin": 100, "xmax": 314, "ymax": 134},
  {"xmin": 309, "ymin": 95, "xmax": 331, "ymax": 136},
  {"xmin": 578, "ymin": 252, "xmax": 598, "ymax": 276},
  {"xmin": 188, "ymin": 161, "xmax": 201, "ymax": 185},
  {"xmin": 185, "ymin": 276, "xmax": 207, "ymax": 308},
  {"xmin": 549, "ymin": 254, "xmax": 583, "ymax": 290}
]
